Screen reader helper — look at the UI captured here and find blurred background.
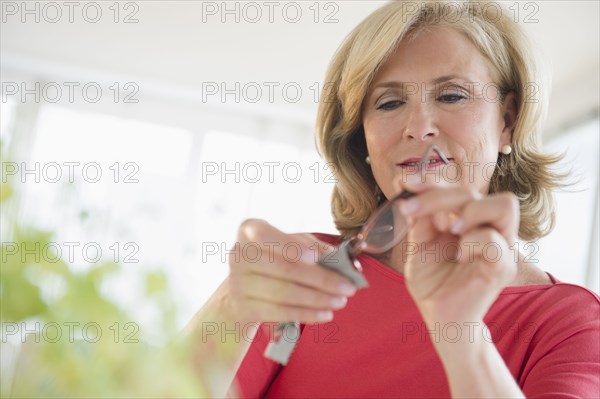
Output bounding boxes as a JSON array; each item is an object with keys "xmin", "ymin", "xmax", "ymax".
[{"xmin": 1, "ymin": 0, "xmax": 598, "ymax": 336}]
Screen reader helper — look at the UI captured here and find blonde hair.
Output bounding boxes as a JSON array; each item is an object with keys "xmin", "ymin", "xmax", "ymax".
[{"xmin": 316, "ymin": 0, "xmax": 564, "ymax": 241}]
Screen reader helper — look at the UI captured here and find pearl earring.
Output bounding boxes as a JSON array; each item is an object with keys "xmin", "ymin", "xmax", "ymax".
[
  {"xmin": 366, "ymin": 156, "xmax": 371, "ymax": 165},
  {"xmin": 375, "ymin": 185, "xmax": 382, "ymax": 202},
  {"xmin": 501, "ymin": 145, "xmax": 512, "ymax": 155}
]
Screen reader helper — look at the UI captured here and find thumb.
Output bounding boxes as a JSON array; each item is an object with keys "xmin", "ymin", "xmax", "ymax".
[{"xmin": 293, "ymin": 233, "xmax": 337, "ymax": 264}]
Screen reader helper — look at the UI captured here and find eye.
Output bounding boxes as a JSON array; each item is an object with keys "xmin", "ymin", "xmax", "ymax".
[
  {"xmin": 437, "ymin": 93, "xmax": 467, "ymax": 103},
  {"xmin": 376, "ymin": 99, "xmax": 404, "ymax": 111}
]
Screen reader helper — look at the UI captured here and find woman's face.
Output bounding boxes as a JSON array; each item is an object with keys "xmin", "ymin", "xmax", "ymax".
[{"xmin": 362, "ymin": 26, "xmax": 516, "ymax": 200}]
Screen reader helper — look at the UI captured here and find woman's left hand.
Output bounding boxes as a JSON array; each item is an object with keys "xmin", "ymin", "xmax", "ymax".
[{"xmin": 396, "ymin": 173, "xmax": 520, "ymax": 326}]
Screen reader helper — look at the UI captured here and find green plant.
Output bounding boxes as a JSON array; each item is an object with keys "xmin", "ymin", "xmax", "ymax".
[{"xmin": 0, "ymin": 143, "xmax": 208, "ymax": 398}]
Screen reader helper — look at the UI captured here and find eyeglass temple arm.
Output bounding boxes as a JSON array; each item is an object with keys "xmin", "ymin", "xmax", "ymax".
[
  {"xmin": 394, "ymin": 145, "xmax": 450, "ymax": 200},
  {"xmin": 419, "ymin": 144, "xmax": 450, "ymax": 170}
]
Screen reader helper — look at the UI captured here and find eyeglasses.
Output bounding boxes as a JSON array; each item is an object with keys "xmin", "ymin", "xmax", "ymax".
[
  {"xmin": 264, "ymin": 144, "xmax": 450, "ymax": 365},
  {"xmin": 346, "ymin": 143, "xmax": 450, "ymax": 257}
]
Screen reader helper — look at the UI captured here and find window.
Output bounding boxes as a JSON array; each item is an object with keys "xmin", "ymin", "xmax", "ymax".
[
  {"xmin": 537, "ymin": 117, "xmax": 599, "ymax": 292},
  {"xmin": 0, "ymin": 97, "xmax": 16, "ymax": 149},
  {"xmin": 188, "ymin": 130, "xmax": 336, "ymax": 317},
  {"xmin": 6, "ymin": 104, "xmax": 336, "ymax": 326}
]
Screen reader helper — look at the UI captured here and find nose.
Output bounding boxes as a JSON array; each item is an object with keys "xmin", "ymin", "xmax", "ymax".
[{"xmin": 401, "ymin": 101, "xmax": 438, "ymax": 141}]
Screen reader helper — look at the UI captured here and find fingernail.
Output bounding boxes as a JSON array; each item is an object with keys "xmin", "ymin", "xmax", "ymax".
[
  {"xmin": 338, "ymin": 283, "xmax": 357, "ymax": 296},
  {"xmin": 317, "ymin": 311, "xmax": 333, "ymax": 321},
  {"xmin": 450, "ymin": 218, "xmax": 464, "ymax": 234},
  {"xmin": 400, "ymin": 199, "xmax": 419, "ymax": 215},
  {"xmin": 330, "ymin": 296, "xmax": 347, "ymax": 309}
]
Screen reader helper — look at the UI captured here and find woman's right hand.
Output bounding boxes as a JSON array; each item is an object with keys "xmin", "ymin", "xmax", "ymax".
[{"xmin": 224, "ymin": 219, "xmax": 358, "ymax": 324}]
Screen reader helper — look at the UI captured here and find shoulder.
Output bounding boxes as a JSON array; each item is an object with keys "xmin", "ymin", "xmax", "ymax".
[
  {"xmin": 495, "ymin": 277, "xmax": 599, "ymax": 339},
  {"xmin": 503, "ymin": 277, "xmax": 600, "ymax": 311},
  {"xmin": 540, "ymin": 281, "xmax": 600, "ymax": 309},
  {"xmin": 513, "ymin": 281, "xmax": 600, "ymax": 339},
  {"xmin": 515, "ymin": 283, "xmax": 600, "ymax": 397},
  {"xmin": 493, "ymin": 282, "xmax": 599, "ymax": 377}
]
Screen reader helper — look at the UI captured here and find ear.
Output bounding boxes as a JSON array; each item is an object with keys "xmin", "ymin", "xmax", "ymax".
[{"xmin": 499, "ymin": 91, "xmax": 518, "ymax": 147}]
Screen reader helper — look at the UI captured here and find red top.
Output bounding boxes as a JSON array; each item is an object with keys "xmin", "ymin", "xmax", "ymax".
[{"xmin": 230, "ymin": 233, "xmax": 600, "ymax": 398}]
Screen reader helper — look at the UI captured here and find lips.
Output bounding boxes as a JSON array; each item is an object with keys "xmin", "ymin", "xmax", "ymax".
[{"xmin": 397, "ymin": 156, "xmax": 454, "ymax": 171}]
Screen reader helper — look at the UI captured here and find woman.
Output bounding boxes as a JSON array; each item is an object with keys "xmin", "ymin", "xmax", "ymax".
[{"xmin": 187, "ymin": 1, "xmax": 600, "ymax": 397}]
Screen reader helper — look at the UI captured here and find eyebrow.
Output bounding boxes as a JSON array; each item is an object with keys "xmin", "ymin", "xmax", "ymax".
[{"xmin": 370, "ymin": 75, "xmax": 471, "ymax": 90}]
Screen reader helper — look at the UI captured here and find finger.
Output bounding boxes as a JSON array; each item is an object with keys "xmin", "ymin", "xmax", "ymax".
[
  {"xmin": 237, "ymin": 220, "xmax": 335, "ymax": 265},
  {"xmin": 234, "ymin": 220, "xmax": 357, "ymax": 297},
  {"xmin": 297, "ymin": 233, "xmax": 339, "ymax": 261},
  {"xmin": 406, "ymin": 213, "xmax": 440, "ymax": 244},
  {"xmin": 458, "ymin": 227, "xmax": 507, "ymax": 263},
  {"xmin": 238, "ymin": 220, "xmax": 333, "ymax": 261},
  {"xmin": 242, "ymin": 246, "xmax": 358, "ymax": 297},
  {"xmin": 399, "ymin": 185, "xmax": 482, "ymax": 218},
  {"xmin": 451, "ymin": 192, "xmax": 519, "ymax": 241},
  {"xmin": 245, "ymin": 297, "xmax": 335, "ymax": 323},
  {"xmin": 239, "ymin": 273, "xmax": 348, "ymax": 311},
  {"xmin": 433, "ymin": 210, "xmax": 453, "ymax": 232},
  {"xmin": 431, "ymin": 211, "xmax": 461, "ymax": 235},
  {"xmin": 457, "ymin": 228, "xmax": 516, "ymax": 285}
]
